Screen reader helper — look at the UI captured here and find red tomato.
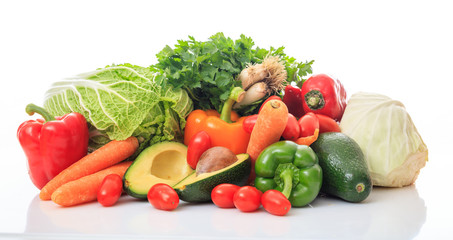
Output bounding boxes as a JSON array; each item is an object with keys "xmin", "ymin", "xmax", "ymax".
[
  {"xmin": 147, "ymin": 183, "xmax": 179, "ymax": 211},
  {"xmin": 242, "ymin": 114, "xmax": 258, "ymax": 134},
  {"xmin": 233, "ymin": 186, "xmax": 262, "ymax": 212},
  {"xmin": 97, "ymin": 174, "xmax": 123, "ymax": 207},
  {"xmin": 211, "ymin": 184, "xmax": 241, "ymax": 208},
  {"xmin": 298, "ymin": 112, "xmax": 320, "ymax": 137},
  {"xmin": 187, "ymin": 131, "xmax": 211, "ymax": 169},
  {"xmin": 282, "ymin": 113, "xmax": 300, "ymax": 141},
  {"xmin": 261, "ymin": 190, "xmax": 291, "ymax": 216}
]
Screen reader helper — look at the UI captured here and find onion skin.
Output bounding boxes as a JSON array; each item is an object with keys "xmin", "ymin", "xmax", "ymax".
[{"xmin": 233, "ymin": 82, "xmax": 268, "ymax": 109}]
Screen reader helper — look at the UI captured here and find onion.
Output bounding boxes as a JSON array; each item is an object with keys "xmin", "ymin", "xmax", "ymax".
[
  {"xmin": 233, "ymin": 82, "xmax": 268, "ymax": 109},
  {"xmin": 238, "ymin": 56, "xmax": 287, "ymax": 93}
]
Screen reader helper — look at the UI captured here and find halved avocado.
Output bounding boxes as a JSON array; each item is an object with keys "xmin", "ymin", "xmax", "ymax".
[
  {"xmin": 173, "ymin": 153, "xmax": 251, "ymax": 203},
  {"xmin": 123, "ymin": 141, "xmax": 193, "ymax": 199}
]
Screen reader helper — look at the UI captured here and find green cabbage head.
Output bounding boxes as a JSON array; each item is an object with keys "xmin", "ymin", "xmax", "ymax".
[{"xmin": 340, "ymin": 92, "xmax": 428, "ymax": 187}]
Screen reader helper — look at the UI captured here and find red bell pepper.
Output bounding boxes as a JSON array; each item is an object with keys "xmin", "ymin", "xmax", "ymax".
[
  {"xmin": 301, "ymin": 74, "xmax": 347, "ymax": 121},
  {"xmin": 17, "ymin": 104, "xmax": 89, "ymax": 189},
  {"xmin": 282, "ymin": 85, "xmax": 304, "ymax": 119}
]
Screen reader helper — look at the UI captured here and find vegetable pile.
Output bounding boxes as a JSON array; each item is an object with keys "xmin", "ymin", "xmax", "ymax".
[{"xmin": 17, "ymin": 33, "xmax": 428, "ymax": 216}]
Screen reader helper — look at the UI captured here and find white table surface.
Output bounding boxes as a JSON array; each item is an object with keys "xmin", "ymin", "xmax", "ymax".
[{"xmin": 1, "ymin": 1, "xmax": 452, "ymax": 239}]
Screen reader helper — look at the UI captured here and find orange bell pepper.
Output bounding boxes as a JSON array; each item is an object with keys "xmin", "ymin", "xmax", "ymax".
[{"xmin": 184, "ymin": 87, "xmax": 251, "ymax": 155}]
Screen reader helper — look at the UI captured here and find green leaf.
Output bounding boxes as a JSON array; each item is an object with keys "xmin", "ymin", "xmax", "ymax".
[
  {"xmin": 202, "ymin": 42, "xmax": 218, "ymax": 55},
  {"xmin": 152, "ymin": 32, "xmax": 314, "ymax": 112},
  {"xmin": 220, "ymin": 60, "xmax": 234, "ymax": 71},
  {"xmin": 156, "ymin": 45, "xmax": 175, "ymax": 60},
  {"xmin": 215, "ymin": 71, "xmax": 232, "ymax": 87},
  {"xmin": 201, "ymin": 65, "xmax": 218, "ymax": 84},
  {"xmin": 43, "ymin": 64, "xmax": 193, "ymax": 154}
]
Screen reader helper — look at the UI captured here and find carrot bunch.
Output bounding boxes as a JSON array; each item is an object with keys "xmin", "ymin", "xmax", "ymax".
[{"xmin": 39, "ymin": 136, "xmax": 139, "ymax": 207}]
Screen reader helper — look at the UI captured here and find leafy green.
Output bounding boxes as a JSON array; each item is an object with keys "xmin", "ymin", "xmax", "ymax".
[
  {"xmin": 43, "ymin": 64, "xmax": 193, "ymax": 153},
  {"xmin": 153, "ymin": 32, "xmax": 313, "ymax": 113}
]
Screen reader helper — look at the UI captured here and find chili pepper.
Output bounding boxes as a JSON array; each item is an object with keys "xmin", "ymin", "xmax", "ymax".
[
  {"xmin": 301, "ymin": 74, "xmax": 347, "ymax": 121},
  {"xmin": 316, "ymin": 114, "xmax": 341, "ymax": 133},
  {"xmin": 254, "ymin": 141, "xmax": 322, "ymax": 207},
  {"xmin": 295, "ymin": 128, "xmax": 319, "ymax": 146},
  {"xmin": 17, "ymin": 104, "xmax": 89, "ymax": 189},
  {"xmin": 282, "ymin": 85, "xmax": 304, "ymax": 119},
  {"xmin": 184, "ymin": 87, "xmax": 251, "ymax": 155}
]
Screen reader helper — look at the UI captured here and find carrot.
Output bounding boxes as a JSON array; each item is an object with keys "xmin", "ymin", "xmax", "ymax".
[
  {"xmin": 295, "ymin": 128, "xmax": 319, "ymax": 146},
  {"xmin": 51, "ymin": 161, "xmax": 132, "ymax": 207},
  {"xmin": 246, "ymin": 100, "xmax": 288, "ymax": 183},
  {"xmin": 39, "ymin": 136, "xmax": 139, "ymax": 200}
]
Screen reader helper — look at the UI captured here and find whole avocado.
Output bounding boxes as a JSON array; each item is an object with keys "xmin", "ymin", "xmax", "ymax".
[{"xmin": 311, "ymin": 132, "xmax": 372, "ymax": 203}]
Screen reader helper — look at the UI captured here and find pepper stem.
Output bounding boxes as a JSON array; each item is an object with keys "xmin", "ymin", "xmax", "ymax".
[
  {"xmin": 280, "ymin": 169, "xmax": 293, "ymax": 199},
  {"xmin": 220, "ymin": 87, "xmax": 245, "ymax": 123},
  {"xmin": 25, "ymin": 103, "xmax": 55, "ymax": 122},
  {"xmin": 307, "ymin": 96, "xmax": 320, "ymax": 107},
  {"xmin": 304, "ymin": 90, "xmax": 325, "ymax": 110}
]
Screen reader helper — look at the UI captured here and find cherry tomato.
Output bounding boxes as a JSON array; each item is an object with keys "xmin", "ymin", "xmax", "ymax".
[
  {"xmin": 242, "ymin": 114, "xmax": 258, "ymax": 134},
  {"xmin": 147, "ymin": 183, "xmax": 179, "ymax": 211},
  {"xmin": 187, "ymin": 131, "xmax": 211, "ymax": 169},
  {"xmin": 261, "ymin": 190, "xmax": 291, "ymax": 216},
  {"xmin": 233, "ymin": 186, "xmax": 262, "ymax": 212},
  {"xmin": 282, "ymin": 113, "xmax": 300, "ymax": 141},
  {"xmin": 97, "ymin": 174, "xmax": 123, "ymax": 207},
  {"xmin": 211, "ymin": 183, "xmax": 241, "ymax": 208},
  {"xmin": 298, "ymin": 112, "xmax": 320, "ymax": 137}
]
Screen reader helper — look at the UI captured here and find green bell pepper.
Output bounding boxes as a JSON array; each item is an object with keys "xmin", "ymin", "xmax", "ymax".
[{"xmin": 254, "ymin": 140, "xmax": 323, "ymax": 207}]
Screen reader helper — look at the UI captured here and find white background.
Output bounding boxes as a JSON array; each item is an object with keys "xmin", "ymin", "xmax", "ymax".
[{"xmin": 1, "ymin": 0, "xmax": 452, "ymax": 239}]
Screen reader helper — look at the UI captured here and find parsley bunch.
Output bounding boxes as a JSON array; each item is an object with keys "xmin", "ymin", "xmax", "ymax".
[{"xmin": 154, "ymin": 32, "xmax": 313, "ymax": 113}]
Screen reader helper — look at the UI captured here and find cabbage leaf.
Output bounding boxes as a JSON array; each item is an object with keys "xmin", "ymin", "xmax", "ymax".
[
  {"xmin": 43, "ymin": 64, "xmax": 193, "ymax": 153},
  {"xmin": 339, "ymin": 92, "xmax": 428, "ymax": 187}
]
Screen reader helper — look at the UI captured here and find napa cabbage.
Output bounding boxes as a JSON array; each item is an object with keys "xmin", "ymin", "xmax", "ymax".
[{"xmin": 43, "ymin": 64, "xmax": 193, "ymax": 153}]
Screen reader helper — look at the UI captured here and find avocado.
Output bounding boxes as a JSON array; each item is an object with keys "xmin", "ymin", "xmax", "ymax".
[
  {"xmin": 173, "ymin": 153, "xmax": 251, "ymax": 203},
  {"xmin": 123, "ymin": 141, "xmax": 193, "ymax": 199},
  {"xmin": 311, "ymin": 132, "xmax": 372, "ymax": 203}
]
